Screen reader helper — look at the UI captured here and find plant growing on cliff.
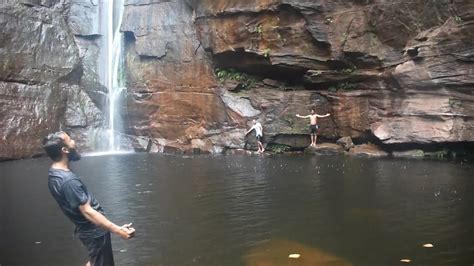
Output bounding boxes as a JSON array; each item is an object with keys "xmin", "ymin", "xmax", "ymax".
[
  {"xmin": 215, "ymin": 68, "xmax": 257, "ymax": 89},
  {"xmin": 454, "ymin": 15, "xmax": 463, "ymax": 24},
  {"xmin": 448, "ymin": 98, "xmax": 462, "ymax": 108},
  {"xmin": 339, "ymin": 82, "xmax": 357, "ymax": 90},
  {"xmin": 340, "ymin": 67, "xmax": 356, "ymax": 74},
  {"xmin": 263, "ymin": 48, "xmax": 271, "ymax": 58},
  {"xmin": 268, "ymin": 143, "xmax": 291, "ymax": 154},
  {"xmin": 328, "ymin": 82, "xmax": 358, "ymax": 92}
]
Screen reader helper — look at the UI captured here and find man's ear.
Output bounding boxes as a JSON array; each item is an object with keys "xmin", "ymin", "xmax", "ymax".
[{"xmin": 61, "ymin": 146, "xmax": 69, "ymax": 154}]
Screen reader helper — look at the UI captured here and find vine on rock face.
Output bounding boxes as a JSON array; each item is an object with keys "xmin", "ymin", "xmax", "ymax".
[
  {"xmin": 268, "ymin": 143, "xmax": 291, "ymax": 154},
  {"xmin": 328, "ymin": 82, "xmax": 358, "ymax": 92},
  {"xmin": 215, "ymin": 68, "xmax": 258, "ymax": 89}
]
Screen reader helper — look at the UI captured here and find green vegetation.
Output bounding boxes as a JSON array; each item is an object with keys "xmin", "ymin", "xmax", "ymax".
[
  {"xmin": 341, "ymin": 32, "xmax": 348, "ymax": 43},
  {"xmin": 328, "ymin": 82, "xmax": 358, "ymax": 92},
  {"xmin": 268, "ymin": 143, "xmax": 291, "ymax": 154},
  {"xmin": 215, "ymin": 68, "xmax": 257, "ymax": 89},
  {"xmin": 428, "ymin": 149, "xmax": 450, "ymax": 159},
  {"xmin": 340, "ymin": 67, "xmax": 356, "ymax": 74},
  {"xmin": 339, "ymin": 82, "xmax": 357, "ymax": 90},
  {"xmin": 454, "ymin": 15, "xmax": 463, "ymax": 24},
  {"xmin": 449, "ymin": 98, "xmax": 462, "ymax": 108},
  {"xmin": 263, "ymin": 48, "xmax": 271, "ymax": 58}
]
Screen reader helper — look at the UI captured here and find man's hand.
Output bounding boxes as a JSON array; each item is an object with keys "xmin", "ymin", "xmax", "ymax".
[{"xmin": 115, "ymin": 223, "xmax": 135, "ymax": 240}]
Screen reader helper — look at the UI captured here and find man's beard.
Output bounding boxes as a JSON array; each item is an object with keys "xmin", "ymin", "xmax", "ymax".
[{"xmin": 68, "ymin": 148, "xmax": 81, "ymax": 161}]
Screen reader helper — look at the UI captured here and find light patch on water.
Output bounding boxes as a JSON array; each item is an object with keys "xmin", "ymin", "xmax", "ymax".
[
  {"xmin": 244, "ymin": 239, "xmax": 353, "ymax": 266},
  {"xmin": 82, "ymin": 151, "xmax": 134, "ymax": 157}
]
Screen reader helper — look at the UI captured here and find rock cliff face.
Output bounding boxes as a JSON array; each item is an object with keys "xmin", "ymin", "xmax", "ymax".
[
  {"xmin": 0, "ymin": 1, "xmax": 106, "ymax": 160},
  {"xmin": 1, "ymin": 0, "xmax": 473, "ymax": 159},
  {"xmin": 124, "ymin": 0, "xmax": 473, "ymax": 153}
]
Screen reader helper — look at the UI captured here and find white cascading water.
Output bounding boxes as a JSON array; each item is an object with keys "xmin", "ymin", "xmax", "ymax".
[{"xmin": 105, "ymin": 0, "xmax": 125, "ymax": 151}]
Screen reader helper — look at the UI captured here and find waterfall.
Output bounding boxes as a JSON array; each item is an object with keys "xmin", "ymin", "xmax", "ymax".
[{"xmin": 100, "ymin": 0, "xmax": 125, "ymax": 151}]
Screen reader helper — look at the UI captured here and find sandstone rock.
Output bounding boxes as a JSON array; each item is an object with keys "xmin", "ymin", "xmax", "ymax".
[
  {"xmin": 0, "ymin": 82, "xmax": 66, "ymax": 160},
  {"xmin": 123, "ymin": 0, "xmax": 228, "ymax": 152},
  {"xmin": 3, "ymin": 0, "xmax": 474, "ymax": 159},
  {"xmin": 262, "ymin": 79, "xmax": 280, "ymax": 88},
  {"xmin": 68, "ymin": 0, "xmax": 100, "ymax": 36},
  {"xmin": 225, "ymin": 149, "xmax": 253, "ymax": 156},
  {"xmin": 0, "ymin": 4, "xmax": 80, "ymax": 84},
  {"xmin": 163, "ymin": 145, "xmax": 183, "ymax": 154},
  {"xmin": 304, "ymin": 143, "xmax": 344, "ymax": 155},
  {"xmin": 61, "ymin": 85, "xmax": 106, "ymax": 152},
  {"xmin": 392, "ymin": 150, "xmax": 425, "ymax": 159},
  {"xmin": 303, "ymin": 70, "xmax": 379, "ymax": 85},
  {"xmin": 194, "ymin": 2, "xmax": 331, "ymax": 73},
  {"xmin": 348, "ymin": 144, "xmax": 388, "ymax": 157},
  {"xmin": 271, "ymin": 134, "xmax": 309, "ymax": 150},
  {"xmin": 337, "ymin": 136, "xmax": 354, "ymax": 151},
  {"xmin": 220, "ymin": 89, "xmax": 261, "ymax": 118}
]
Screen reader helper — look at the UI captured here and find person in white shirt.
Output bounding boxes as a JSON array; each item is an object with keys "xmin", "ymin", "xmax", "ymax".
[{"xmin": 246, "ymin": 120, "xmax": 265, "ymax": 153}]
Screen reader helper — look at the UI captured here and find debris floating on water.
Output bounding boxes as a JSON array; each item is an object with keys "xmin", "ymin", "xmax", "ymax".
[
  {"xmin": 34, "ymin": 241, "xmax": 42, "ymax": 245},
  {"xmin": 400, "ymin": 259, "xmax": 411, "ymax": 263},
  {"xmin": 120, "ymin": 249, "xmax": 127, "ymax": 253},
  {"xmin": 288, "ymin": 254, "xmax": 300, "ymax": 259},
  {"xmin": 423, "ymin": 243, "xmax": 434, "ymax": 248}
]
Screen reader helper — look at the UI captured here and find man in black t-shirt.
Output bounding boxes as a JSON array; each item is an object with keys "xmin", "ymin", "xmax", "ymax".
[{"xmin": 43, "ymin": 131, "xmax": 135, "ymax": 266}]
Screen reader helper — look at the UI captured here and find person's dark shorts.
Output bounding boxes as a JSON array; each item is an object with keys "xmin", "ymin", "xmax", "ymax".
[
  {"xmin": 256, "ymin": 134, "xmax": 262, "ymax": 142},
  {"xmin": 79, "ymin": 232, "xmax": 114, "ymax": 266},
  {"xmin": 310, "ymin": 124, "xmax": 319, "ymax": 134}
]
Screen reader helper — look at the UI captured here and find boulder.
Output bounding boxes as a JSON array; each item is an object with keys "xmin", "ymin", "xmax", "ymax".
[
  {"xmin": 0, "ymin": 82, "xmax": 67, "ymax": 160},
  {"xmin": 392, "ymin": 150, "xmax": 425, "ymax": 159},
  {"xmin": 337, "ymin": 136, "xmax": 355, "ymax": 151},
  {"xmin": 304, "ymin": 143, "xmax": 344, "ymax": 155},
  {"xmin": 0, "ymin": 4, "xmax": 80, "ymax": 84},
  {"xmin": 348, "ymin": 144, "xmax": 389, "ymax": 157}
]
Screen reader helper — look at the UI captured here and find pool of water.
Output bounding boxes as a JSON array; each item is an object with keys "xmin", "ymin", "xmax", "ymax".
[{"xmin": 1, "ymin": 153, "xmax": 473, "ymax": 266}]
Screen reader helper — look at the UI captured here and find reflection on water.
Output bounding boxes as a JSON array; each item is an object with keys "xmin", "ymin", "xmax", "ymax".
[
  {"xmin": 244, "ymin": 239, "xmax": 352, "ymax": 266},
  {"xmin": 0, "ymin": 154, "xmax": 473, "ymax": 266}
]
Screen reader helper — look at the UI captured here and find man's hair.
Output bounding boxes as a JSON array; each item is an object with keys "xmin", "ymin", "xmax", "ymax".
[{"xmin": 43, "ymin": 131, "xmax": 67, "ymax": 161}]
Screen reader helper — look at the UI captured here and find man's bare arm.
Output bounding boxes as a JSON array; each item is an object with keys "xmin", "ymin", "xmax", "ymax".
[
  {"xmin": 79, "ymin": 201, "xmax": 135, "ymax": 240},
  {"xmin": 296, "ymin": 114, "xmax": 310, "ymax": 118},
  {"xmin": 316, "ymin": 113, "xmax": 331, "ymax": 118}
]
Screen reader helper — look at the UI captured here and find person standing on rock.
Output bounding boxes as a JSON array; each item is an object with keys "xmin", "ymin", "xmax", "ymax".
[
  {"xmin": 246, "ymin": 120, "xmax": 265, "ymax": 153},
  {"xmin": 43, "ymin": 131, "xmax": 135, "ymax": 266},
  {"xmin": 296, "ymin": 109, "xmax": 330, "ymax": 147}
]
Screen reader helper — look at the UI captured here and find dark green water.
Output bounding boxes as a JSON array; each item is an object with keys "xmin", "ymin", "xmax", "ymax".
[{"xmin": 1, "ymin": 154, "xmax": 473, "ymax": 266}]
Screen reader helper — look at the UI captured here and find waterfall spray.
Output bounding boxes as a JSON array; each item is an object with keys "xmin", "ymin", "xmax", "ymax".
[{"xmin": 105, "ymin": 0, "xmax": 125, "ymax": 151}]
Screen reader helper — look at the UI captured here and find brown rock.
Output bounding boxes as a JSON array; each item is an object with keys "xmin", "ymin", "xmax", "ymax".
[
  {"xmin": 337, "ymin": 136, "xmax": 354, "ymax": 151},
  {"xmin": 392, "ymin": 150, "xmax": 425, "ymax": 159},
  {"xmin": 348, "ymin": 144, "xmax": 388, "ymax": 157},
  {"xmin": 0, "ymin": 82, "xmax": 66, "ymax": 160},
  {"xmin": 305, "ymin": 143, "xmax": 344, "ymax": 155}
]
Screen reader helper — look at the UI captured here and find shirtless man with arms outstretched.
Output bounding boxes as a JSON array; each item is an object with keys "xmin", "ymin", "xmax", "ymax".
[{"xmin": 296, "ymin": 109, "xmax": 330, "ymax": 147}]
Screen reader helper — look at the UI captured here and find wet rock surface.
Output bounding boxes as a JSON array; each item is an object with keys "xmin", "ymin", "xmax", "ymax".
[
  {"xmin": 0, "ymin": 2, "xmax": 106, "ymax": 160},
  {"xmin": 1, "ymin": 0, "xmax": 473, "ymax": 158}
]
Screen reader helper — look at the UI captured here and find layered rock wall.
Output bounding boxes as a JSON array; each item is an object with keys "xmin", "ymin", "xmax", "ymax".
[
  {"xmin": 1, "ymin": 0, "xmax": 473, "ymax": 159},
  {"xmin": 0, "ymin": 1, "xmax": 106, "ymax": 160},
  {"xmin": 124, "ymin": 0, "xmax": 473, "ymax": 153}
]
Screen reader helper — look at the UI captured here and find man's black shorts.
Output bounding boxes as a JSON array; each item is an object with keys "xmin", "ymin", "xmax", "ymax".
[
  {"xmin": 79, "ymin": 232, "xmax": 114, "ymax": 266},
  {"xmin": 256, "ymin": 134, "xmax": 262, "ymax": 142},
  {"xmin": 310, "ymin": 124, "xmax": 319, "ymax": 134}
]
